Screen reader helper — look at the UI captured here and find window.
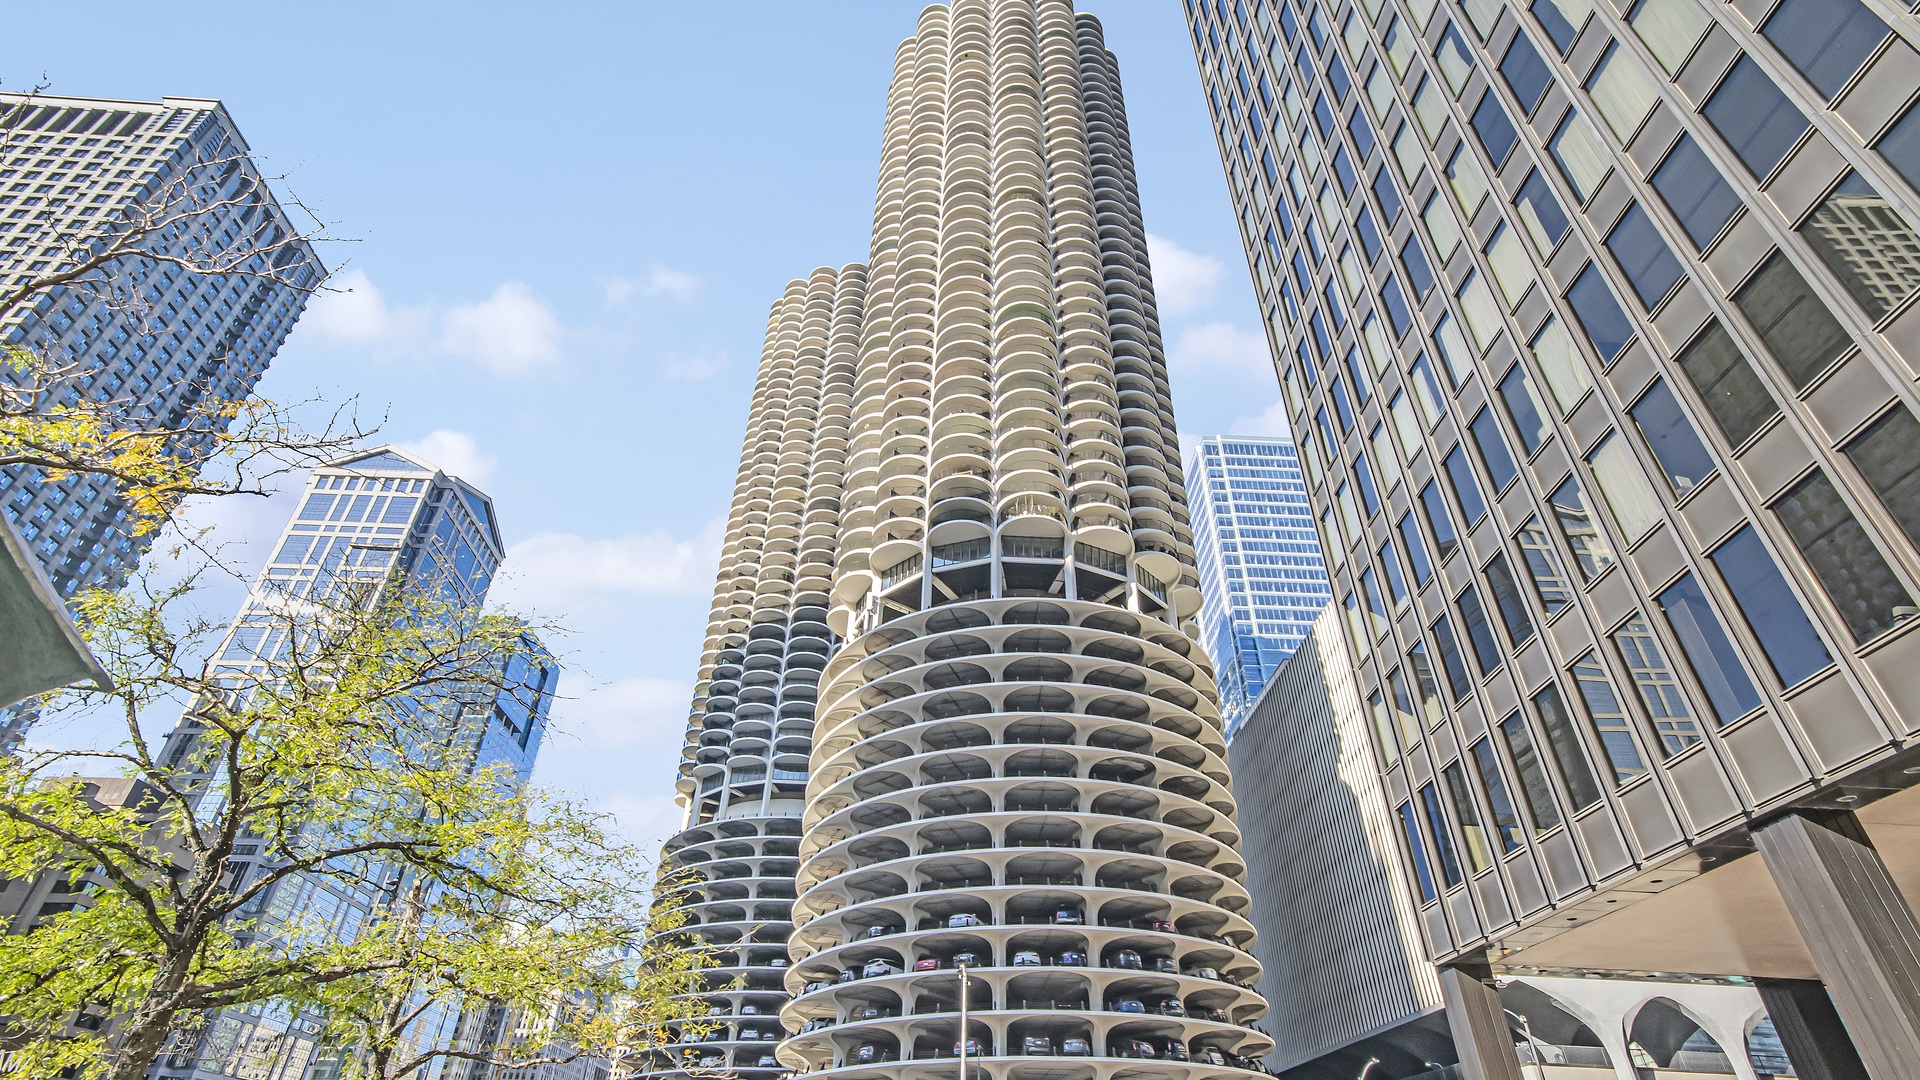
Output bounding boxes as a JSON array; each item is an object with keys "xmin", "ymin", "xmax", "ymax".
[
  {"xmin": 1470, "ymin": 407, "xmax": 1519, "ymax": 490},
  {"xmin": 1355, "ymin": 205, "xmax": 1384, "ymax": 261},
  {"xmin": 1877, "ymin": 100, "xmax": 1920, "ymax": 200},
  {"xmin": 1422, "ymin": 783, "xmax": 1465, "ymax": 887},
  {"xmin": 1606, "ymin": 202, "xmax": 1684, "ymax": 310},
  {"xmin": 1363, "ymin": 568, "xmax": 1392, "ymax": 638},
  {"xmin": 1630, "ymin": 380, "xmax": 1714, "ymax": 495},
  {"xmin": 1499, "ymin": 712, "xmax": 1563, "ymax": 831},
  {"xmin": 1500, "ymin": 364, "xmax": 1551, "ymax": 454},
  {"xmin": 1398, "ymin": 801, "xmax": 1438, "ymax": 901},
  {"xmin": 1529, "ymin": 317, "xmax": 1594, "ymax": 414},
  {"xmin": 1432, "ymin": 615, "xmax": 1475, "ymax": 699},
  {"xmin": 1422, "ymin": 480, "xmax": 1461, "ymax": 564},
  {"xmin": 1328, "ymin": 52, "xmax": 1353, "ymax": 100},
  {"xmin": 1402, "ymin": 234, "xmax": 1436, "ymax": 297},
  {"xmin": 1332, "ymin": 376, "xmax": 1356, "ymax": 430},
  {"xmin": 1445, "ymin": 445, "xmax": 1490, "ymax": 523},
  {"xmin": 1459, "ymin": 584, "xmax": 1504, "ymax": 674},
  {"xmin": 1712, "ymin": 525, "xmax": 1833, "ymax": 686},
  {"xmin": 1356, "ymin": 456, "xmax": 1382, "ymax": 515},
  {"xmin": 1382, "ymin": 274, "xmax": 1414, "ymax": 336},
  {"xmin": 1676, "ymin": 319, "xmax": 1777, "ymax": 447},
  {"xmin": 1651, "ymin": 135, "xmax": 1742, "ymax": 251},
  {"xmin": 1443, "ymin": 761, "xmax": 1494, "ymax": 873},
  {"xmin": 1367, "ymin": 63, "xmax": 1397, "ymax": 123},
  {"xmin": 1410, "ymin": 354, "xmax": 1447, "ymax": 425},
  {"xmin": 1627, "ymin": 0, "xmax": 1712, "ymax": 76},
  {"xmin": 1381, "ymin": 538, "xmax": 1412, "ymax": 607},
  {"xmin": 1612, "ymin": 615, "xmax": 1706, "ymax": 754},
  {"xmin": 1844, "ymin": 405, "xmax": 1920, "ymax": 551},
  {"xmin": 1436, "ymin": 22, "xmax": 1477, "ymax": 93},
  {"xmin": 1549, "ymin": 109, "xmax": 1610, "ymax": 204},
  {"xmin": 1470, "ymin": 738, "xmax": 1526, "ymax": 852},
  {"xmin": 1734, "ymin": 252, "xmax": 1853, "ymax": 390},
  {"xmin": 1485, "ymin": 554, "xmax": 1536, "ymax": 645},
  {"xmin": 1409, "ymin": 641, "xmax": 1447, "ymax": 725},
  {"xmin": 1566, "ymin": 264, "xmax": 1635, "ymax": 363},
  {"xmin": 1460, "ymin": 272, "xmax": 1505, "ymax": 349},
  {"xmin": 1313, "ymin": 92, "xmax": 1338, "ymax": 140},
  {"xmin": 1373, "ymin": 165, "xmax": 1404, "ymax": 222},
  {"xmin": 1371, "ymin": 690, "xmax": 1402, "ymax": 765},
  {"xmin": 1348, "ymin": 107, "xmax": 1377, "ymax": 160},
  {"xmin": 1514, "ymin": 168, "xmax": 1571, "ymax": 256},
  {"xmin": 1550, "ymin": 475, "xmax": 1616, "ymax": 580},
  {"xmin": 1531, "ymin": 0, "xmax": 1590, "ymax": 54},
  {"xmin": 1585, "ymin": 42, "xmax": 1660, "ymax": 142},
  {"xmin": 1799, "ymin": 171, "xmax": 1920, "ymax": 319},
  {"xmin": 1771, "ymin": 470, "xmax": 1915, "ymax": 644},
  {"xmin": 1484, "ymin": 223, "xmax": 1535, "ymax": 307},
  {"xmin": 1761, "ymin": 0, "xmax": 1889, "ymax": 100},
  {"xmin": 1423, "ymin": 190, "xmax": 1466, "ymax": 263},
  {"xmin": 1448, "ymin": 143, "xmax": 1492, "ymax": 217},
  {"xmin": 1414, "ymin": 76, "xmax": 1450, "ymax": 141},
  {"xmin": 1390, "ymin": 392, "xmax": 1422, "ymax": 459},
  {"xmin": 1572, "ymin": 653, "xmax": 1649, "ymax": 784},
  {"xmin": 1656, "ymin": 572, "xmax": 1764, "ymax": 722},
  {"xmin": 1401, "ymin": 511, "xmax": 1436, "ymax": 584},
  {"xmin": 1344, "ymin": 592, "xmax": 1373, "ymax": 660},
  {"xmin": 1533, "ymin": 683, "xmax": 1605, "ymax": 810},
  {"xmin": 1517, "ymin": 518, "xmax": 1575, "ymax": 613},
  {"xmin": 1435, "ymin": 313, "xmax": 1475, "ymax": 387},
  {"xmin": 1501, "ymin": 30, "xmax": 1554, "ymax": 113},
  {"xmin": 1704, "ymin": 56, "xmax": 1810, "ymax": 179},
  {"xmin": 1471, "ymin": 92, "xmax": 1520, "ymax": 164},
  {"xmin": 1587, "ymin": 431, "xmax": 1664, "ymax": 541}
]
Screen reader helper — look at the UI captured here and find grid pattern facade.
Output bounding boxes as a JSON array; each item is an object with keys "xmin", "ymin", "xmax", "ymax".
[
  {"xmin": 1188, "ymin": 435, "xmax": 1331, "ymax": 737},
  {"xmin": 774, "ymin": 7, "xmax": 1268, "ymax": 1080},
  {"xmin": 1186, "ymin": 0, "xmax": 1920, "ymax": 969}
]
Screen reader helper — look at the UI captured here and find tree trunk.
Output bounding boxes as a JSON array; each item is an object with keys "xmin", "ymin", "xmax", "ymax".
[{"xmin": 102, "ymin": 950, "xmax": 194, "ymax": 1080}]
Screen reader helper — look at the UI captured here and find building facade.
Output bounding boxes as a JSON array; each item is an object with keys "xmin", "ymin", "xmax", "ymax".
[
  {"xmin": 0, "ymin": 93, "xmax": 323, "ymax": 750},
  {"xmin": 1188, "ymin": 435, "xmax": 1331, "ymax": 736},
  {"xmin": 1186, "ymin": 0, "xmax": 1920, "ymax": 1072},
  {"xmin": 643, "ymin": 266, "xmax": 867, "ymax": 1080}
]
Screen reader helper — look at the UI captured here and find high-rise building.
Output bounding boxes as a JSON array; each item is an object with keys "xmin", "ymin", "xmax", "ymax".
[
  {"xmin": 645, "ymin": 266, "xmax": 867, "ymax": 1080},
  {"xmin": 151, "ymin": 445, "xmax": 554, "ymax": 1080},
  {"xmin": 1187, "ymin": 435, "xmax": 1330, "ymax": 736},
  {"xmin": 1186, "ymin": 0, "xmax": 1920, "ymax": 1071},
  {"xmin": 748, "ymin": 5, "xmax": 1264, "ymax": 1080},
  {"xmin": 0, "ymin": 93, "xmax": 323, "ymax": 751}
]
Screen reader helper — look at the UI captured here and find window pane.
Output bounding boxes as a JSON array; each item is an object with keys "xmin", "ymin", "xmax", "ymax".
[
  {"xmin": 1631, "ymin": 379, "xmax": 1715, "ymax": 495},
  {"xmin": 1374, "ymin": 164, "xmax": 1405, "ymax": 224},
  {"xmin": 1381, "ymin": 538, "xmax": 1412, "ymax": 606},
  {"xmin": 1398, "ymin": 801, "xmax": 1439, "ymax": 901},
  {"xmin": 1403, "ymin": 233, "xmax": 1437, "ymax": 297},
  {"xmin": 1459, "ymin": 271, "xmax": 1505, "ymax": 348},
  {"xmin": 1422, "ymin": 480, "xmax": 1461, "ymax": 562},
  {"xmin": 1572, "ymin": 653, "xmax": 1649, "ymax": 784},
  {"xmin": 1771, "ymin": 470, "xmax": 1916, "ymax": 644},
  {"xmin": 1372, "ymin": 423, "xmax": 1405, "ymax": 492},
  {"xmin": 1485, "ymin": 223, "xmax": 1536, "ymax": 307},
  {"xmin": 1363, "ymin": 568, "xmax": 1392, "ymax": 637},
  {"xmin": 1448, "ymin": 148, "xmax": 1492, "ymax": 228},
  {"xmin": 1734, "ymin": 252, "xmax": 1854, "ymax": 390},
  {"xmin": 1444, "ymin": 761, "xmax": 1494, "ymax": 873},
  {"xmin": 1550, "ymin": 109, "xmax": 1611, "ymax": 203},
  {"xmin": 1499, "ymin": 712, "xmax": 1564, "ymax": 831},
  {"xmin": 1761, "ymin": 0, "xmax": 1889, "ymax": 100},
  {"xmin": 1515, "ymin": 168, "xmax": 1571, "ymax": 256},
  {"xmin": 1411, "ymin": 354, "xmax": 1447, "ymax": 425},
  {"xmin": 1422, "ymin": 783, "xmax": 1465, "ymax": 887},
  {"xmin": 1437, "ymin": 21, "xmax": 1477, "ymax": 93},
  {"xmin": 1587, "ymin": 430, "xmax": 1665, "ymax": 541},
  {"xmin": 1530, "ymin": 316, "xmax": 1595, "ymax": 414},
  {"xmin": 1383, "ymin": 274, "xmax": 1415, "ymax": 336},
  {"xmin": 1586, "ymin": 42, "xmax": 1660, "ymax": 142},
  {"xmin": 1372, "ymin": 690, "xmax": 1401, "ymax": 765},
  {"xmin": 1485, "ymin": 553, "xmax": 1537, "ymax": 646},
  {"xmin": 1606, "ymin": 202, "xmax": 1685, "ymax": 310},
  {"xmin": 1384, "ymin": 15, "xmax": 1418, "ymax": 74},
  {"xmin": 1628, "ymin": 0, "xmax": 1713, "ymax": 76},
  {"xmin": 1414, "ymin": 76, "xmax": 1450, "ymax": 140},
  {"xmin": 1409, "ymin": 642, "xmax": 1448, "ymax": 726},
  {"xmin": 1844, "ymin": 404, "xmax": 1920, "ymax": 551},
  {"xmin": 1470, "ymin": 407, "xmax": 1520, "ymax": 490},
  {"xmin": 1712, "ymin": 525, "xmax": 1833, "ymax": 686},
  {"xmin": 1799, "ymin": 171, "xmax": 1920, "ymax": 320},
  {"xmin": 1390, "ymin": 392, "xmax": 1423, "ymax": 461},
  {"xmin": 1423, "ymin": 189, "xmax": 1467, "ymax": 263},
  {"xmin": 1657, "ymin": 572, "xmax": 1765, "ymax": 721},
  {"xmin": 1676, "ymin": 319, "xmax": 1778, "ymax": 447},
  {"xmin": 1612, "ymin": 615, "xmax": 1706, "ymax": 754},
  {"xmin": 1501, "ymin": 30, "xmax": 1554, "ymax": 113},
  {"xmin": 1704, "ymin": 55, "xmax": 1811, "ymax": 179},
  {"xmin": 1550, "ymin": 475, "xmax": 1617, "ymax": 580},
  {"xmin": 1566, "ymin": 264, "xmax": 1635, "ymax": 363},
  {"xmin": 1500, "ymin": 364, "xmax": 1551, "ymax": 454},
  {"xmin": 1471, "ymin": 738, "xmax": 1527, "ymax": 852},
  {"xmin": 1435, "ymin": 313, "xmax": 1476, "ymax": 388},
  {"xmin": 1532, "ymin": 0, "xmax": 1591, "ymax": 54},
  {"xmin": 1472, "ymin": 91, "xmax": 1520, "ymax": 164},
  {"xmin": 1651, "ymin": 135, "xmax": 1743, "ymax": 252},
  {"xmin": 1534, "ymin": 682, "xmax": 1605, "ymax": 810},
  {"xmin": 1518, "ymin": 517, "xmax": 1575, "ymax": 613},
  {"xmin": 1432, "ymin": 615, "xmax": 1475, "ymax": 700},
  {"xmin": 1877, "ymin": 99, "xmax": 1920, "ymax": 200},
  {"xmin": 1401, "ymin": 511, "xmax": 1436, "ymax": 584},
  {"xmin": 1445, "ymin": 445, "xmax": 1490, "ymax": 523},
  {"xmin": 1459, "ymin": 585, "xmax": 1503, "ymax": 675},
  {"xmin": 1344, "ymin": 592, "xmax": 1374, "ymax": 660}
]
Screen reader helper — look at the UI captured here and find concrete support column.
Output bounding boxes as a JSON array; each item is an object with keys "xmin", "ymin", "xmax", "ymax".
[
  {"xmin": 1753, "ymin": 807, "xmax": 1920, "ymax": 1080},
  {"xmin": 1437, "ymin": 957, "xmax": 1523, "ymax": 1080},
  {"xmin": 1754, "ymin": 978, "xmax": 1869, "ymax": 1080}
]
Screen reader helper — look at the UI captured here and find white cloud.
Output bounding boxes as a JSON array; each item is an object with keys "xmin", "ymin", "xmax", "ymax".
[
  {"xmin": 1226, "ymin": 397, "xmax": 1297, "ymax": 440},
  {"xmin": 1146, "ymin": 233, "xmax": 1223, "ymax": 319},
  {"xmin": 491, "ymin": 518, "xmax": 724, "ymax": 629},
  {"xmin": 398, "ymin": 429, "xmax": 497, "ymax": 484},
  {"xmin": 1168, "ymin": 321, "xmax": 1273, "ymax": 378},
  {"xmin": 301, "ymin": 268, "xmax": 429, "ymax": 344},
  {"xmin": 547, "ymin": 676, "xmax": 691, "ymax": 750},
  {"xmin": 437, "ymin": 282, "xmax": 563, "ymax": 376},
  {"xmin": 606, "ymin": 264, "xmax": 702, "ymax": 306},
  {"xmin": 662, "ymin": 351, "xmax": 726, "ymax": 382}
]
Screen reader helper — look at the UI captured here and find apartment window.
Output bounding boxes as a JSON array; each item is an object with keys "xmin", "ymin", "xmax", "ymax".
[
  {"xmin": 1397, "ymin": 801, "xmax": 1439, "ymax": 901},
  {"xmin": 1409, "ymin": 642, "xmax": 1448, "ymax": 726},
  {"xmin": 1713, "ymin": 525, "xmax": 1833, "ymax": 686},
  {"xmin": 1500, "ymin": 364, "xmax": 1551, "ymax": 454},
  {"xmin": 1485, "ymin": 223, "xmax": 1535, "ymax": 308},
  {"xmin": 1459, "ymin": 585, "xmax": 1504, "ymax": 674},
  {"xmin": 1844, "ymin": 405, "xmax": 1920, "ymax": 550},
  {"xmin": 1421, "ymin": 480, "xmax": 1461, "ymax": 562},
  {"xmin": 1437, "ymin": 22, "xmax": 1477, "ymax": 93},
  {"xmin": 1761, "ymin": 0, "xmax": 1888, "ymax": 100},
  {"xmin": 1630, "ymin": 379, "xmax": 1714, "ymax": 495},
  {"xmin": 1771, "ymin": 470, "xmax": 1916, "ymax": 644},
  {"xmin": 1534, "ymin": 683, "xmax": 1605, "ymax": 810},
  {"xmin": 1529, "ymin": 317, "xmax": 1595, "ymax": 414},
  {"xmin": 1422, "ymin": 783, "xmax": 1465, "ymax": 887},
  {"xmin": 1443, "ymin": 761, "xmax": 1494, "ymax": 873},
  {"xmin": 1472, "ymin": 91, "xmax": 1520, "ymax": 165},
  {"xmin": 1572, "ymin": 652, "xmax": 1649, "ymax": 784},
  {"xmin": 1499, "ymin": 712, "xmax": 1564, "ymax": 831},
  {"xmin": 1410, "ymin": 354, "xmax": 1447, "ymax": 425},
  {"xmin": 1656, "ymin": 572, "xmax": 1764, "ymax": 721},
  {"xmin": 1485, "ymin": 554, "xmax": 1537, "ymax": 645},
  {"xmin": 1501, "ymin": 30, "xmax": 1554, "ymax": 113},
  {"xmin": 1734, "ymin": 252, "xmax": 1853, "ymax": 390},
  {"xmin": 1550, "ymin": 109, "xmax": 1610, "ymax": 204},
  {"xmin": 1432, "ymin": 615, "xmax": 1475, "ymax": 699},
  {"xmin": 1349, "ymin": 107, "xmax": 1377, "ymax": 161},
  {"xmin": 1585, "ymin": 42, "xmax": 1660, "ymax": 142},
  {"xmin": 1371, "ymin": 690, "xmax": 1402, "ymax": 765},
  {"xmin": 1587, "ymin": 431, "xmax": 1665, "ymax": 541},
  {"xmin": 1356, "ymin": 204, "xmax": 1384, "ymax": 260},
  {"xmin": 1424, "ymin": 189, "xmax": 1467, "ymax": 263},
  {"xmin": 1567, "ymin": 266, "xmax": 1635, "ymax": 362},
  {"xmin": 1514, "ymin": 168, "xmax": 1571, "ymax": 256},
  {"xmin": 1332, "ymin": 376, "xmax": 1356, "ymax": 431},
  {"xmin": 1470, "ymin": 738, "xmax": 1527, "ymax": 852},
  {"xmin": 1470, "ymin": 407, "xmax": 1520, "ymax": 490},
  {"xmin": 1402, "ymin": 234, "xmax": 1437, "ymax": 297},
  {"xmin": 1380, "ymin": 538, "xmax": 1412, "ymax": 607},
  {"xmin": 1799, "ymin": 172, "xmax": 1920, "ymax": 319},
  {"xmin": 1517, "ymin": 518, "xmax": 1575, "ymax": 613},
  {"xmin": 1382, "ymin": 274, "xmax": 1414, "ymax": 336},
  {"xmin": 1550, "ymin": 475, "xmax": 1616, "ymax": 580},
  {"xmin": 1445, "ymin": 445, "xmax": 1490, "ymax": 523},
  {"xmin": 1607, "ymin": 202, "xmax": 1684, "ymax": 310},
  {"xmin": 1627, "ymin": 0, "xmax": 1712, "ymax": 76},
  {"xmin": 1372, "ymin": 423, "xmax": 1405, "ymax": 492},
  {"xmin": 1704, "ymin": 56, "xmax": 1811, "ymax": 179},
  {"xmin": 1675, "ymin": 320, "xmax": 1777, "ymax": 447},
  {"xmin": 1435, "ymin": 313, "xmax": 1476, "ymax": 387},
  {"xmin": 1373, "ymin": 165, "xmax": 1404, "ymax": 223},
  {"xmin": 1651, "ymin": 135, "xmax": 1742, "ymax": 251},
  {"xmin": 1612, "ymin": 616, "xmax": 1706, "ymax": 754},
  {"xmin": 1389, "ymin": 393, "xmax": 1423, "ymax": 462},
  {"xmin": 1400, "ymin": 511, "xmax": 1436, "ymax": 584}
]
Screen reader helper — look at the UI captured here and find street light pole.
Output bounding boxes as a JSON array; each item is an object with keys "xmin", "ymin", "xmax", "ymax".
[{"xmin": 957, "ymin": 962, "xmax": 969, "ymax": 1080}]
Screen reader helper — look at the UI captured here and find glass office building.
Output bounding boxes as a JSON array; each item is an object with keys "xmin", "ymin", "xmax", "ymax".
[
  {"xmin": 1187, "ymin": 0, "xmax": 1920, "ymax": 1071},
  {"xmin": 1190, "ymin": 435, "xmax": 1332, "ymax": 736}
]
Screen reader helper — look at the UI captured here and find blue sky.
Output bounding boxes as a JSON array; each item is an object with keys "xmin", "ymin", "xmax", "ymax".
[{"xmin": 6, "ymin": 1, "xmax": 1285, "ymax": 853}]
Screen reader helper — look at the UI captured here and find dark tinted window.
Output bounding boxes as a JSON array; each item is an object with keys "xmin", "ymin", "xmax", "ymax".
[
  {"xmin": 1499, "ymin": 712, "xmax": 1562, "ymax": 830},
  {"xmin": 1400, "ymin": 511, "xmax": 1436, "ymax": 584},
  {"xmin": 1485, "ymin": 554, "xmax": 1536, "ymax": 646},
  {"xmin": 1514, "ymin": 168, "xmax": 1571, "ymax": 251},
  {"xmin": 1530, "ymin": 0, "xmax": 1583, "ymax": 53},
  {"xmin": 1772, "ymin": 470, "xmax": 1915, "ymax": 644},
  {"xmin": 1844, "ymin": 405, "xmax": 1920, "ymax": 551},
  {"xmin": 1712, "ymin": 526, "xmax": 1832, "ymax": 687},
  {"xmin": 1734, "ymin": 252, "xmax": 1853, "ymax": 390},
  {"xmin": 1500, "ymin": 365, "xmax": 1550, "ymax": 454},
  {"xmin": 1566, "ymin": 264, "xmax": 1635, "ymax": 362},
  {"xmin": 1761, "ymin": 0, "xmax": 1889, "ymax": 100},
  {"xmin": 1445, "ymin": 445, "xmax": 1490, "ymax": 523},
  {"xmin": 1630, "ymin": 379, "xmax": 1715, "ymax": 495},
  {"xmin": 1356, "ymin": 205, "xmax": 1384, "ymax": 260},
  {"xmin": 1313, "ymin": 92, "xmax": 1338, "ymax": 139},
  {"xmin": 1334, "ymin": 144, "xmax": 1359, "ymax": 195},
  {"xmin": 1421, "ymin": 784, "xmax": 1464, "ymax": 888},
  {"xmin": 1373, "ymin": 166, "xmax": 1404, "ymax": 222},
  {"xmin": 1328, "ymin": 51, "xmax": 1353, "ymax": 100},
  {"xmin": 1704, "ymin": 56, "xmax": 1811, "ymax": 179},
  {"xmin": 1532, "ymin": 684, "xmax": 1603, "ymax": 810},
  {"xmin": 1382, "ymin": 274, "xmax": 1414, "ymax": 336},
  {"xmin": 1332, "ymin": 376, "xmax": 1356, "ymax": 431},
  {"xmin": 1675, "ymin": 320, "xmax": 1777, "ymax": 447},
  {"xmin": 1349, "ymin": 108, "xmax": 1377, "ymax": 158},
  {"xmin": 1500, "ymin": 30, "xmax": 1554, "ymax": 113},
  {"xmin": 1469, "ymin": 408, "xmax": 1519, "ymax": 490},
  {"xmin": 1606, "ymin": 202, "xmax": 1685, "ymax": 309},
  {"xmin": 1356, "ymin": 456, "xmax": 1382, "ymax": 515},
  {"xmin": 1651, "ymin": 135, "xmax": 1743, "ymax": 251},
  {"xmin": 1470, "ymin": 739, "xmax": 1526, "ymax": 852},
  {"xmin": 1402, "ymin": 235, "xmax": 1437, "ymax": 297},
  {"xmin": 1421, "ymin": 480, "xmax": 1462, "ymax": 562},
  {"xmin": 1432, "ymin": 615, "xmax": 1475, "ymax": 700},
  {"xmin": 1655, "ymin": 573, "xmax": 1763, "ymax": 723},
  {"xmin": 1459, "ymin": 585, "xmax": 1503, "ymax": 675},
  {"xmin": 1472, "ymin": 92, "xmax": 1520, "ymax": 164}
]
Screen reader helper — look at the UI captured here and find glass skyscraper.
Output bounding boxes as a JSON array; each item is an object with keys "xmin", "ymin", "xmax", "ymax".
[
  {"xmin": 1187, "ymin": 0, "xmax": 1920, "ymax": 1071},
  {"xmin": 1189, "ymin": 435, "xmax": 1331, "ymax": 736}
]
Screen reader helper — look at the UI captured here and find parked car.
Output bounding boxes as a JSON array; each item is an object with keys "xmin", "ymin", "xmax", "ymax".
[
  {"xmin": 709, "ymin": 1006, "xmax": 731, "ymax": 1016},
  {"xmin": 1189, "ymin": 967, "xmax": 1219, "ymax": 980},
  {"xmin": 1200, "ymin": 1047, "xmax": 1227, "ymax": 1065},
  {"xmin": 861, "ymin": 959, "xmax": 900, "ymax": 978},
  {"xmin": 951, "ymin": 951, "xmax": 984, "ymax": 968},
  {"xmin": 768, "ymin": 958, "xmax": 789, "ymax": 968},
  {"xmin": 852, "ymin": 1044, "xmax": 889, "ymax": 1064},
  {"xmin": 1056, "ymin": 950, "xmax": 1087, "ymax": 966},
  {"xmin": 1012, "ymin": 950, "xmax": 1043, "ymax": 967},
  {"xmin": 857, "ymin": 1007, "xmax": 884, "ymax": 1021},
  {"xmin": 740, "ymin": 1005, "xmax": 760, "ymax": 1015},
  {"xmin": 1166, "ymin": 1041, "xmax": 1190, "ymax": 1062},
  {"xmin": 837, "ymin": 969, "xmax": 855, "ymax": 983},
  {"xmin": 1157, "ymin": 999, "xmax": 1185, "ymax": 1017},
  {"xmin": 1153, "ymin": 957, "xmax": 1179, "ymax": 974},
  {"xmin": 953, "ymin": 1039, "xmax": 986, "ymax": 1057},
  {"xmin": 1022, "ymin": 1036, "xmax": 1054, "ymax": 1056},
  {"xmin": 804, "ymin": 981, "xmax": 832, "ymax": 994},
  {"xmin": 699, "ymin": 1056, "xmax": 724, "ymax": 1068},
  {"xmin": 947, "ymin": 913, "xmax": 985, "ymax": 928},
  {"xmin": 757, "ymin": 1056, "xmax": 779, "ymax": 1068},
  {"xmin": 1198, "ymin": 1007, "xmax": 1229, "ymax": 1023},
  {"xmin": 1108, "ymin": 949, "xmax": 1143, "ymax": 970},
  {"xmin": 801, "ymin": 1019, "xmax": 831, "ymax": 1033},
  {"xmin": 914, "ymin": 957, "xmax": 942, "ymax": 971},
  {"xmin": 1110, "ymin": 999, "xmax": 1146, "ymax": 1014},
  {"xmin": 1060, "ymin": 1037, "xmax": 1092, "ymax": 1057},
  {"xmin": 1053, "ymin": 906, "xmax": 1083, "ymax": 924},
  {"xmin": 1117, "ymin": 1040, "xmax": 1157, "ymax": 1059},
  {"xmin": 1149, "ymin": 919, "xmax": 1174, "ymax": 932}
]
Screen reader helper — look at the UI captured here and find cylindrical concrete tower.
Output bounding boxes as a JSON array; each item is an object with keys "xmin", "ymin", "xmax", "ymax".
[
  {"xmin": 651, "ymin": 265, "xmax": 868, "ymax": 1079},
  {"xmin": 780, "ymin": 5, "xmax": 1270, "ymax": 1080}
]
